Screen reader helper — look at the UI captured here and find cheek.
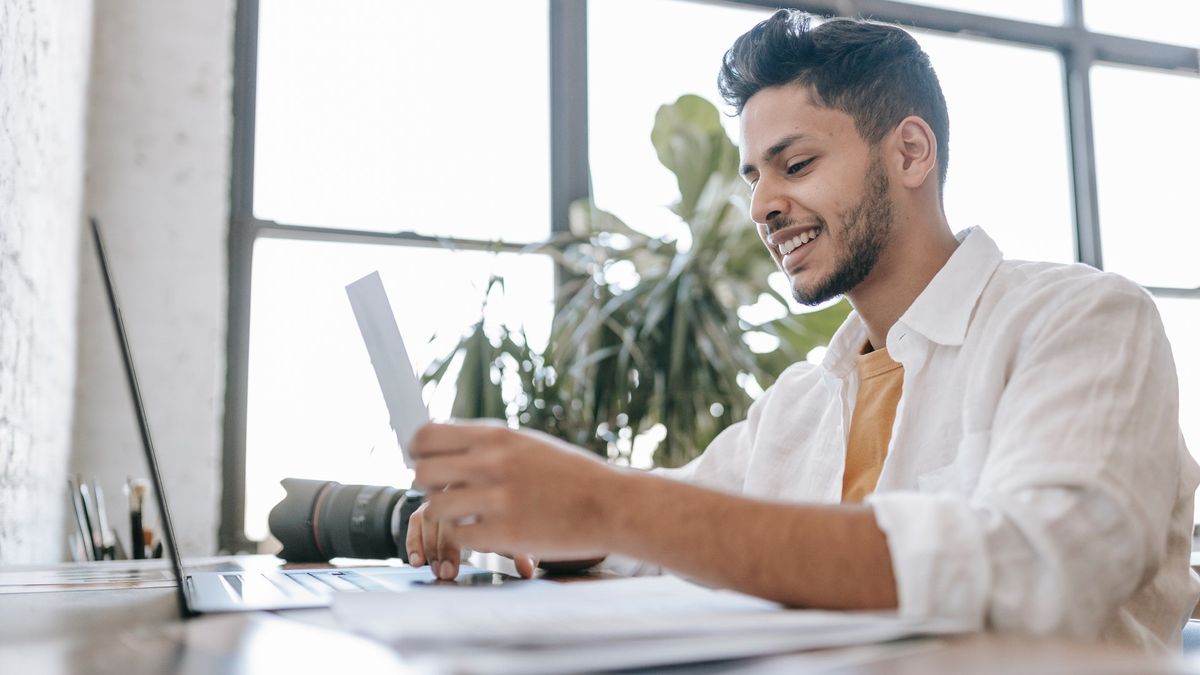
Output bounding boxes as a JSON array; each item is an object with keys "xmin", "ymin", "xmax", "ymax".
[
  {"xmin": 780, "ymin": 177, "xmax": 834, "ymax": 218},
  {"xmin": 757, "ymin": 225, "xmax": 779, "ymax": 259},
  {"xmin": 806, "ymin": 174, "xmax": 859, "ymax": 228}
]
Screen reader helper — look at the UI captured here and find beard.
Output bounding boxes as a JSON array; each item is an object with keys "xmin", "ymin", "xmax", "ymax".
[{"xmin": 791, "ymin": 154, "xmax": 894, "ymax": 306}]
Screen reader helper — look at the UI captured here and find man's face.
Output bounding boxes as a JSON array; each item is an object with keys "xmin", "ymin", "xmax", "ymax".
[{"xmin": 739, "ymin": 84, "xmax": 894, "ymax": 305}]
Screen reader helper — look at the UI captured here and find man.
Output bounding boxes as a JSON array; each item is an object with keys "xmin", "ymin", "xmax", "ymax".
[{"xmin": 405, "ymin": 10, "xmax": 1200, "ymax": 648}]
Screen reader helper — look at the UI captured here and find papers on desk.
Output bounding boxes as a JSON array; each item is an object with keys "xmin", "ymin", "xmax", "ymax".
[{"xmin": 331, "ymin": 574, "xmax": 968, "ymax": 674}]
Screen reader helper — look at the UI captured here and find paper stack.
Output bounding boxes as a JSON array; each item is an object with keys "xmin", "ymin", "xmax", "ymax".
[{"xmin": 332, "ymin": 574, "xmax": 966, "ymax": 674}]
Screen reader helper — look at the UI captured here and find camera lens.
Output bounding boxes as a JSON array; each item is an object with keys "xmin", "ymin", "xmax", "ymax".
[{"xmin": 269, "ymin": 478, "xmax": 408, "ymax": 562}]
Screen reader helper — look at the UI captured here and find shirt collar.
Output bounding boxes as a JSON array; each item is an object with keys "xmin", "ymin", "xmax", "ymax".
[
  {"xmin": 820, "ymin": 227, "xmax": 1003, "ymax": 378},
  {"xmin": 896, "ymin": 227, "xmax": 1003, "ymax": 348},
  {"xmin": 821, "ymin": 310, "xmax": 868, "ymax": 380}
]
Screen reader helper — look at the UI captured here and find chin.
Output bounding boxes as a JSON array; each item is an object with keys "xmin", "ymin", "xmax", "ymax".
[
  {"xmin": 788, "ymin": 271, "xmax": 816, "ymax": 294},
  {"xmin": 790, "ymin": 276, "xmax": 834, "ymax": 306}
]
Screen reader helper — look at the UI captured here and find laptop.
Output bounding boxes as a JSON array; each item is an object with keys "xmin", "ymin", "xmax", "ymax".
[{"xmin": 88, "ymin": 219, "xmax": 511, "ymax": 615}]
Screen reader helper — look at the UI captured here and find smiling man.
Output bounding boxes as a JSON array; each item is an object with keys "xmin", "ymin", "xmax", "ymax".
[{"xmin": 405, "ymin": 10, "xmax": 1200, "ymax": 648}]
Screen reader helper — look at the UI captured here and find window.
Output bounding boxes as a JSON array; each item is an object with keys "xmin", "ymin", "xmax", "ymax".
[
  {"xmin": 912, "ymin": 30, "xmax": 1074, "ymax": 263},
  {"xmin": 1085, "ymin": 0, "xmax": 1200, "ymax": 48},
  {"xmin": 588, "ymin": 0, "xmax": 771, "ymax": 241},
  {"xmin": 232, "ymin": 0, "xmax": 559, "ymax": 544},
  {"xmin": 228, "ymin": 0, "xmax": 1200, "ymax": 548},
  {"xmin": 253, "ymin": 0, "xmax": 551, "ymax": 240},
  {"xmin": 906, "ymin": 0, "xmax": 1064, "ymax": 25},
  {"xmin": 1091, "ymin": 65, "xmax": 1200, "ymax": 288},
  {"xmin": 244, "ymin": 239, "xmax": 552, "ymax": 540}
]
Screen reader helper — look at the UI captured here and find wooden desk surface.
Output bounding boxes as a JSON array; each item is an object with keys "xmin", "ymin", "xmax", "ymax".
[{"xmin": 0, "ymin": 557, "xmax": 1194, "ymax": 674}]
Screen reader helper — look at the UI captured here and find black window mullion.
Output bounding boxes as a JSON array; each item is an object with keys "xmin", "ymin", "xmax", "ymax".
[
  {"xmin": 221, "ymin": 0, "xmax": 261, "ymax": 553},
  {"xmin": 549, "ymin": 0, "xmax": 590, "ymax": 304},
  {"xmin": 1062, "ymin": 0, "xmax": 1103, "ymax": 269},
  {"xmin": 550, "ymin": 0, "xmax": 590, "ymax": 235},
  {"xmin": 254, "ymin": 221, "xmax": 540, "ymax": 254},
  {"xmin": 1062, "ymin": 57, "xmax": 1103, "ymax": 270}
]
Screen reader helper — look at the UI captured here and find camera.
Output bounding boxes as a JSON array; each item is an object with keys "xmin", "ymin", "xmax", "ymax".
[{"xmin": 268, "ymin": 478, "xmax": 423, "ymax": 563}]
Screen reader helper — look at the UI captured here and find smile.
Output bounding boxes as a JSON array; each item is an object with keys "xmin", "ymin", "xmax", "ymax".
[{"xmin": 777, "ymin": 227, "xmax": 822, "ymax": 257}]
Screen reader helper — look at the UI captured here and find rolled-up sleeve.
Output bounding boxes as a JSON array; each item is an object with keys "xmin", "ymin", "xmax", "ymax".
[{"xmin": 869, "ymin": 274, "xmax": 1187, "ymax": 638}]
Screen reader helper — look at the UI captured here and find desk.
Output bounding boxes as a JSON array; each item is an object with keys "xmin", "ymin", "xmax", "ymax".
[{"xmin": 0, "ymin": 557, "xmax": 1194, "ymax": 674}]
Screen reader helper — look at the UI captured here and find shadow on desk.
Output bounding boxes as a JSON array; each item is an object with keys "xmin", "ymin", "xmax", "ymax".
[{"xmin": 0, "ymin": 612, "xmax": 407, "ymax": 675}]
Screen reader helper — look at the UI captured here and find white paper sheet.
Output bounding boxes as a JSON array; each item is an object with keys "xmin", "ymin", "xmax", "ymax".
[
  {"xmin": 331, "ymin": 575, "xmax": 967, "ymax": 674},
  {"xmin": 346, "ymin": 271, "xmax": 430, "ymax": 467}
]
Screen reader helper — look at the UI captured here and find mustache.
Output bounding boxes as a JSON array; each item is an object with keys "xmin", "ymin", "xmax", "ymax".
[{"xmin": 767, "ymin": 215, "xmax": 826, "ymax": 235}]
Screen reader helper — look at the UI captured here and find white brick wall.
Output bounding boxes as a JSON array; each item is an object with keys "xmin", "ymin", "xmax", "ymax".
[
  {"xmin": 73, "ymin": 0, "xmax": 233, "ymax": 558},
  {"xmin": 0, "ymin": 0, "xmax": 94, "ymax": 564}
]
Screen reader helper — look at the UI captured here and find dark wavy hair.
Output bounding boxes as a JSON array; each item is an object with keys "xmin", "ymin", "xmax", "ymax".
[{"xmin": 719, "ymin": 10, "xmax": 950, "ymax": 190}]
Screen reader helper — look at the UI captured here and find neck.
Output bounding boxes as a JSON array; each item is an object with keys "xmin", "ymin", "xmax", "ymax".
[{"xmin": 847, "ymin": 214, "xmax": 959, "ymax": 350}]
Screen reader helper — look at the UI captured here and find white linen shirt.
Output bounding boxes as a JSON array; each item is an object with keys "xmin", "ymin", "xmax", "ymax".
[{"xmin": 656, "ymin": 227, "xmax": 1200, "ymax": 649}]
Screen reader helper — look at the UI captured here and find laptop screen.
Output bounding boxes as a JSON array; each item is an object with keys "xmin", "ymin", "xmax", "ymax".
[{"xmin": 90, "ymin": 218, "xmax": 192, "ymax": 618}]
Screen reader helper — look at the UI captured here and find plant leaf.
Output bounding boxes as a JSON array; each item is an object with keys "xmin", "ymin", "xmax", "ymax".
[{"xmin": 650, "ymin": 94, "xmax": 740, "ymax": 223}]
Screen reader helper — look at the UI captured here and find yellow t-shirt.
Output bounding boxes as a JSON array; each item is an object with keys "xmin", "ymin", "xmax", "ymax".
[{"xmin": 841, "ymin": 345, "xmax": 904, "ymax": 503}]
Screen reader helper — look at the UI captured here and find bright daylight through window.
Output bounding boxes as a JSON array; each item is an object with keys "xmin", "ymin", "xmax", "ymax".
[{"xmin": 245, "ymin": 0, "xmax": 553, "ymax": 540}]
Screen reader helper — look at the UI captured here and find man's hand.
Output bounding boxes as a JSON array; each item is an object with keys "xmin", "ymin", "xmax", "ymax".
[
  {"xmin": 408, "ymin": 422, "xmax": 619, "ymax": 579},
  {"xmin": 405, "ymin": 421, "xmax": 896, "ymax": 610},
  {"xmin": 404, "ymin": 501, "xmax": 538, "ymax": 580}
]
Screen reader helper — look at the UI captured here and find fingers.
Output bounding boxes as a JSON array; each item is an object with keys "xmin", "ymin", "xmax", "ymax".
[
  {"xmin": 409, "ymin": 500, "xmax": 467, "ymax": 580},
  {"xmin": 436, "ymin": 521, "xmax": 461, "ymax": 580},
  {"xmin": 513, "ymin": 554, "xmax": 538, "ymax": 579},
  {"xmin": 412, "ymin": 453, "xmax": 491, "ymax": 492},
  {"xmin": 423, "ymin": 487, "xmax": 497, "ymax": 524},
  {"xmin": 421, "ymin": 506, "xmax": 440, "ymax": 571},
  {"xmin": 409, "ymin": 422, "xmax": 510, "ymax": 460},
  {"xmin": 405, "ymin": 505, "xmax": 426, "ymax": 568}
]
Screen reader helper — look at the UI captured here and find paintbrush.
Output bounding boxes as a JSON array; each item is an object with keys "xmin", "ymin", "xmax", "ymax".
[{"xmin": 128, "ymin": 478, "xmax": 148, "ymax": 560}]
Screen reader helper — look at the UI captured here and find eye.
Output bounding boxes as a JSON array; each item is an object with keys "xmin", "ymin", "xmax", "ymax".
[{"xmin": 787, "ymin": 158, "xmax": 814, "ymax": 175}]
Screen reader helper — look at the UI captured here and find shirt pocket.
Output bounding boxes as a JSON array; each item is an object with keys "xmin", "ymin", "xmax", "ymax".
[{"xmin": 916, "ymin": 430, "xmax": 991, "ymax": 494}]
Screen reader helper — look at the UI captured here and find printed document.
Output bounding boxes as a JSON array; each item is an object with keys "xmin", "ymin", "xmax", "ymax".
[{"xmin": 346, "ymin": 271, "xmax": 429, "ymax": 466}]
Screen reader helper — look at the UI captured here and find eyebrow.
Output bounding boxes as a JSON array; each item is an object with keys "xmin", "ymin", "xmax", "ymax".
[{"xmin": 739, "ymin": 133, "xmax": 810, "ymax": 177}]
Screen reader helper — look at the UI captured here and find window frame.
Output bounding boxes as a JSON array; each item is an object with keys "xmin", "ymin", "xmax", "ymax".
[
  {"xmin": 222, "ymin": 0, "xmax": 1200, "ymax": 551},
  {"xmin": 222, "ymin": 0, "xmax": 587, "ymax": 551}
]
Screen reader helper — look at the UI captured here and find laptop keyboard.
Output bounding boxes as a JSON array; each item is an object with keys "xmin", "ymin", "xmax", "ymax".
[
  {"xmin": 210, "ymin": 567, "xmax": 512, "ymax": 607},
  {"xmin": 222, "ymin": 570, "xmax": 389, "ymax": 602}
]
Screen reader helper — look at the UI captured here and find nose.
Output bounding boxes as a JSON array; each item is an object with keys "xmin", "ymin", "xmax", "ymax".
[{"xmin": 749, "ymin": 174, "xmax": 788, "ymax": 232}]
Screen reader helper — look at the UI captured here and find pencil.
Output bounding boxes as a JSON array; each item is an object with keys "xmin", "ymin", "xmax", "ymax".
[
  {"xmin": 129, "ymin": 478, "xmax": 147, "ymax": 560},
  {"xmin": 67, "ymin": 477, "xmax": 94, "ymax": 562},
  {"xmin": 79, "ymin": 480, "xmax": 102, "ymax": 561},
  {"xmin": 93, "ymin": 480, "xmax": 111, "ymax": 560}
]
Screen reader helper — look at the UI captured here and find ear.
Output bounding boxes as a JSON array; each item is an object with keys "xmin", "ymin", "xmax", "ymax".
[{"xmin": 889, "ymin": 116, "xmax": 938, "ymax": 191}]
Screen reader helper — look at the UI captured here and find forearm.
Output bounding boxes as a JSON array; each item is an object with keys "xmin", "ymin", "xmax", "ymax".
[{"xmin": 603, "ymin": 470, "xmax": 898, "ymax": 610}]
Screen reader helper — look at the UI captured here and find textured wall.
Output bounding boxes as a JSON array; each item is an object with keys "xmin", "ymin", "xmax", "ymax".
[
  {"xmin": 72, "ymin": 0, "xmax": 233, "ymax": 557},
  {"xmin": 0, "ymin": 0, "xmax": 93, "ymax": 564}
]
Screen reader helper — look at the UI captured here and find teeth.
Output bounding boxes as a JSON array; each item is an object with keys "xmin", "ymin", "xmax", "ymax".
[{"xmin": 777, "ymin": 228, "xmax": 820, "ymax": 256}]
